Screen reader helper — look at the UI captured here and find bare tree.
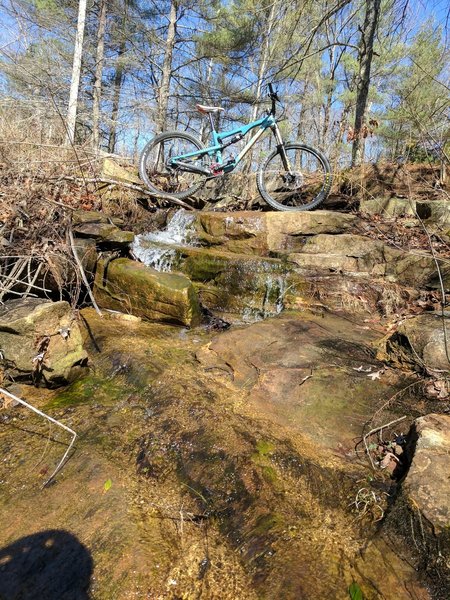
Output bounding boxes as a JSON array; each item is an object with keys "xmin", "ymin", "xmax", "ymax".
[
  {"xmin": 155, "ymin": 0, "xmax": 178, "ymax": 133},
  {"xmin": 92, "ymin": 0, "xmax": 108, "ymax": 150},
  {"xmin": 351, "ymin": 0, "xmax": 381, "ymax": 166},
  {"xmin": 66, "ymin": 0, "xmax": 88, "ymax": 145}
]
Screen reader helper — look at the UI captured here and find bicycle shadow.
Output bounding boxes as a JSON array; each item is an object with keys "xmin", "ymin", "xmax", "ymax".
[{"xmin": 0, "ymin": 530, "xmax": 93, "ymax": 600}]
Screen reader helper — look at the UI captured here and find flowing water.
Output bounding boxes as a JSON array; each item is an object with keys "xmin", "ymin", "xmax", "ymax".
[
  {"xmin": 132, "ymin": 210, "xmax": 290, "ymax": 322},
  {"xmin": 0, "ymin": 309, "xmax": 433, "ymax": 599},
  {"xmin": 132, "ymin": 209, "xmax": 199, "ymax": 271}
]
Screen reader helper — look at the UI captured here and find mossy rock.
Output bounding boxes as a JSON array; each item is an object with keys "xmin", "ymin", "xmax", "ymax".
[
  {"xmin": 94, "ymin": 257, "xmax": 201, "ymax": 327},
  {"xmin": 0, "ymin": 298, "xmax": 87, "ymax": 386}
]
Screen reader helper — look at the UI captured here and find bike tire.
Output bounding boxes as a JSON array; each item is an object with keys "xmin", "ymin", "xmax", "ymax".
[
  {"xmin": 257, "ymin": 143, "xmax": 332, "ymax": 211},
  {"xmin": 139, "ymin": 131, "xmax": 208, "ymax": 200}
]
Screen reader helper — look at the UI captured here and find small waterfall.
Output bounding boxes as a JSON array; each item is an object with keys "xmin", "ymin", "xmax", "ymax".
[
  {"xmin": 132, "ymin": 210, "xmax": 198, "ymax": 271},
  {"xmin": 241, "ymin": 274, "xmax": 287, "ymax": 322}
]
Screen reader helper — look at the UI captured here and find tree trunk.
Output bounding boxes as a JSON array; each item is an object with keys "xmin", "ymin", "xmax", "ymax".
[
  {"xmin": 156, "ymin": 0, "xmax": 177, "ymax": 133},
  {"xmin": 245, "ymin": 1, "xmax": 276, "ymax": 173},
  {"xmin": 66, "ymin": 0, "xmax": 87, "ymax": 145},
  {"xmin": 92, "ymin": 0, "xmax": 107, "ymax": 151},
  {"xmin": 351, "ymin": 0, "xmax": 381, "ymax": 167},
  {"xmin": 108, "ymin": 1, "xmax": 128, "ymax": 154}
]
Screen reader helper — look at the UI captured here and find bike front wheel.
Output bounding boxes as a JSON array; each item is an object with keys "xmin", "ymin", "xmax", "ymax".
[
  {"xmin": 139, "ymin": 131, "xmax": 209, "ymax": 199},
  {"xmin": 257, "ymin": 144, "xmax": 332, "ymax": 211}
]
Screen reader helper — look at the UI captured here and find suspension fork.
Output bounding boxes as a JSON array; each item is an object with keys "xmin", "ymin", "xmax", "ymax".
[{"xmin": 271, "ymin": 123, "xmax": 292, "ymax": 172}]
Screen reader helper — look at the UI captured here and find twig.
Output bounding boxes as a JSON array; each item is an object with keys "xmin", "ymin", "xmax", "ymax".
[
  {"xmin": 0, "ymin": 387, "xmax": 77, "ymax": 487},
  {"xmin": 363, "ymin": 415, "xmax": 407, "ymax": 469},
  {"xmin": 68, "ymin": 227, "xmax": 103, "ymax": 318}
]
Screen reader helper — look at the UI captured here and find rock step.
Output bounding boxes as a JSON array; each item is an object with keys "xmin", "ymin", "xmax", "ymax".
[{"xmin": 93, "ymin": 257, "xmax": 201, "ymax": 327}]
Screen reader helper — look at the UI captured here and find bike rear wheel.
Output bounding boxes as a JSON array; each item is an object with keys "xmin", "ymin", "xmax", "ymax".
[
  {"xmin": 257, "ymin": 143, "xmax": 332, "ymax": 211},
  {"xmin": 139, "ymin": 131, "xmax": 209, "ymax": 199}
]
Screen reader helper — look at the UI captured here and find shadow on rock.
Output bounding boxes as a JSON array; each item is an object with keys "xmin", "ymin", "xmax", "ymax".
[{"xmin": 0, "ymin": 529, "xmax": 93, "ymax": 600}]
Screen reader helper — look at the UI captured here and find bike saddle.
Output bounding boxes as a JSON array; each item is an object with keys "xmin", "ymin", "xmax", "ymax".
[{"xmin": 196, "ymin": 104, "xmax": 225, "ymax": 114}]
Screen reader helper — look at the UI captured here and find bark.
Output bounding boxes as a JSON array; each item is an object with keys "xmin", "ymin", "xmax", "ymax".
[
  {"xmin": 92, "ymin": 0, "xmax": 107, "ymax": 151},
  {"xmin": 66, "ymin": 0, "xmax": 87, "ymax": 145},
  {"xmin": 246, "ymin": 1, "xmax": 277, "ymax": 173},
  {"xmin": 156, "ymin": 0, "xmax": 177, "ymax": 133},
  {"xmin": 108, "ymin": 2, "xmax": 128, "ymax": 154},
  {"xmin": 251, "ymin": 1, "xmax": 276, "ymax": 123},
  {"xmin": 351, "ymin": 0, "xmax": 381, "ymax": 167},
  {"xmin": 199, "ymin": 58, "xmax": 214, "ymax": 143}
]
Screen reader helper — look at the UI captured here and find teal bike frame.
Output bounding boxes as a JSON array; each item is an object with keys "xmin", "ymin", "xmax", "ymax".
[{"xmin": 169, "ymin": 112, "xmax": 290, "ymax": 177}]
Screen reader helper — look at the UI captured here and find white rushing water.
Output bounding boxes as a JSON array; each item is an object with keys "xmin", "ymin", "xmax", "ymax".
[{"xmin": 132, "ymin": 209, "xmax": 198, "ymax": 271}]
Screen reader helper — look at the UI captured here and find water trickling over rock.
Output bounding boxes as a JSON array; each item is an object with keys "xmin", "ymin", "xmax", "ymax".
[{"xmin": 132, "ymin": 209, "xmax": 198, "ymax": 271}]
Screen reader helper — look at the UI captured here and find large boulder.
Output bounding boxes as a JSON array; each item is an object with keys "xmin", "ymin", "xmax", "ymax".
[
  {"xmin": 94, "ymin": 258, "xmax": 201, "ymax": 327},
  {"xmin": 0, "ymin": 299, "xmax": 88, "ymax": 386},
  {"xmin": 377, "ymin": 313, "xmax": 450, "ymax": 372},
  {"xmin": 387, "ymin": 414, "xmax": 450, "ymax": 597}
]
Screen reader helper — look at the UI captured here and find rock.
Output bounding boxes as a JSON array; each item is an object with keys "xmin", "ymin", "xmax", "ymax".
[
  {"xmin": 197, "ymin": 311, "xmax": 414, "ymax": 452},
  {"xmin": 387, "ymin": 414, "xmax": 450, "ymax": 596},
  {"xmin": 93, "ymin": 258, "xmax": 201, "ymax": 327},
  {"xmin": 377, "ymin": 313, "xmax": 450, "ymax": 372},
  {"xmin": 265, "ymin": 211, "xmax": 357, "ymax": 252},
  {"xmin": 102, "ymin": 157, "xmax": 141, "ymax": 185},
  {"xmin": 132, "ymin": 239, "xmax": 305, "ymax": 318},
  {"xmin": 72, "ymin": 209, "xmax": 124, "ymax": 227},
  {"xmin": 289, "ymin": 233, "xmax": 446, "ymax": 288},
  {"xmin": 195, "ymin": 210, "xmax": 357, "ymax": 255},
  {"xmin": 71, "ymin": 237, "xmax": 97, "ymax": 276},
  {"xmin": 416, "ymin": 200, "xmax": 450, "ymax": 228},
  {"xmin": 405, "ymin": 414, "xmax": 450, "ymax": 530},
  {"xmin": 73, "ymin": 221, "xmax": 134, "ymax": 248},
  {"xmin": 0, "ymin": 299, "xmax": 88, "ymax": 386},
  {"xmin": 359, "ymin": 197, "xmax": 416, "ymax": 217}
]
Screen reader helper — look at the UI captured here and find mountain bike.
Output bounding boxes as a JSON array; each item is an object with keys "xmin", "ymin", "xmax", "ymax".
[{"xmin": 139, "ymin": 83, "xmax": 332, "ymax": 211}]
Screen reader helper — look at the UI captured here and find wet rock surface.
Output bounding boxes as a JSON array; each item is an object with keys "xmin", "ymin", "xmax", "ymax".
[
  {"xmin": 197, "ymin": 311, "xmax": 414, "ymax": 452},
  {"xmin": 0, "ymin": 298, "xmax": 87, "ymax": 386},
  {"xmin": 0, "ymin": 309, "xmax": 434, "ymax": 599},
  {"xmin": 132, "ymin": 209, "xmax": 447, "ymax": 319}
]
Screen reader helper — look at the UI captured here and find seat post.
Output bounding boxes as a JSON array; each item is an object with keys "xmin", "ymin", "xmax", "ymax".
[{"xmin": 208, "ymin": 112, "xmax": 216, "ymax": 133}]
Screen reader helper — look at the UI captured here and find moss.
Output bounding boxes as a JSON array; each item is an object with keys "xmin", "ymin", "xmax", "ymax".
[
  {"xmin": 252, "ymin": 512, "xmax": 285, "ymax": 535},
  {"xmin": 261, "ymin": 465, "xmax": 278, "ymax": 485},
  {"xmin": 256, "ymin": 440, "xmax": 276, "ymax": 456},
  {"xmin": 46, "ymin": 375, "xmax": 127, "ymax": 408}
]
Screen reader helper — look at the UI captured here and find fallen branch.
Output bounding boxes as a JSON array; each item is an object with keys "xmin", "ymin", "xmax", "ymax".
[
  {"xmin": 0, "ymin": 387, "xmax": 77, "ymax": 487},
  {"xmin": 60, "ymin": 175, "xmax": 194, "ymax": 210}
]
